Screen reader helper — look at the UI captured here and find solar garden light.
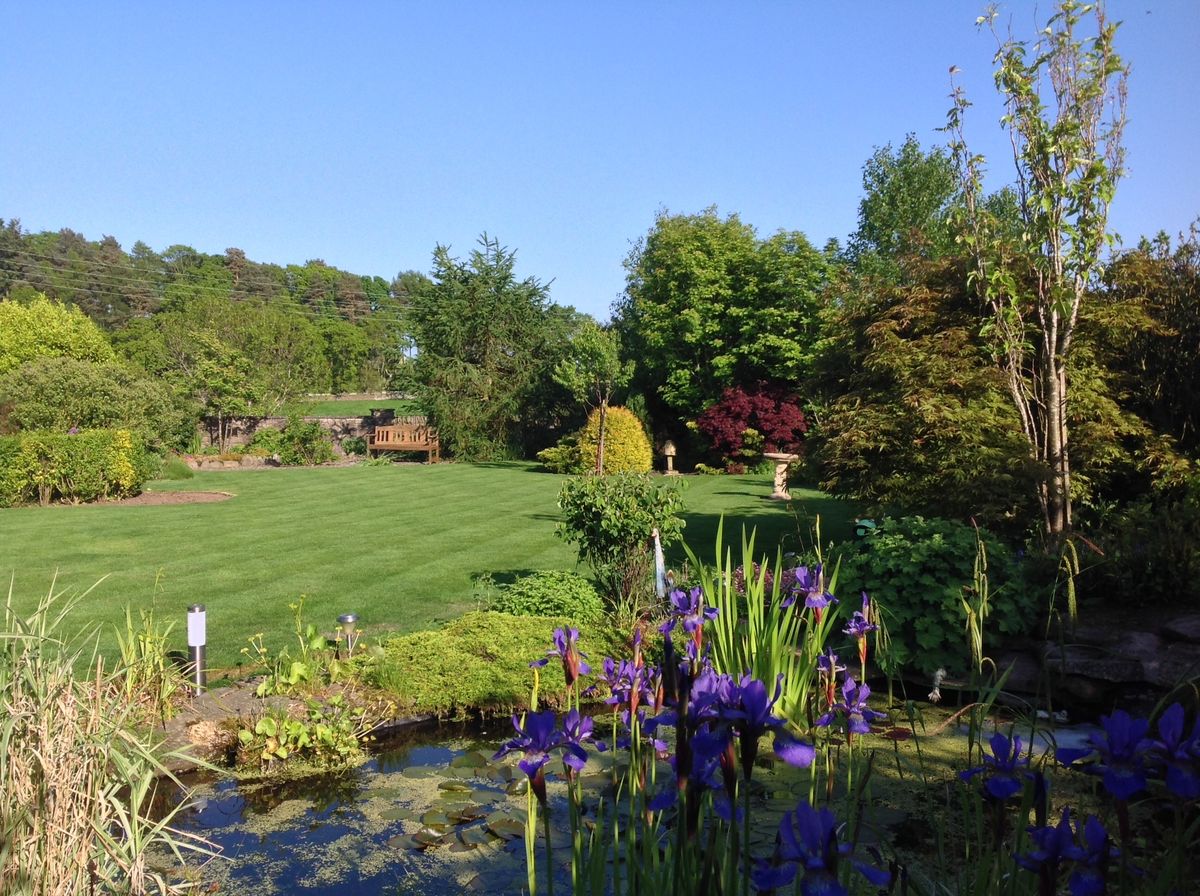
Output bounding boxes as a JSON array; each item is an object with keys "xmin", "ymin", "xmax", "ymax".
[
  {"xmin": 187, "ymin": 604, "xmax": 207, "ymax": 694},
  {"xmin": 337, "ymin": 613, "xmax": 359, "ymax": 658}
]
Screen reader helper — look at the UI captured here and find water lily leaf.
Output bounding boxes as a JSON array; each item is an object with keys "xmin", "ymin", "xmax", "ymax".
[
  {"xmin": 412, "ymin": 827, "xmax": 450, "ymax": 848},
  {"xmin": 448, "ymin": 840, "xmax": 476, "ymax": 853},
  {"xmin": 401, "ymin": 765, "xmax": 438, "ymax": 779},
  {"xmin": 485, "ymin": 816, "xmax": 525, "ymax": 840},
  {"xmin": 378, "ymin": 807, "xmax": 413, "ymax": 821},
  {"xmin": 459, "ymin": 825, "xmax": 495, "ymax": 846},
  {"xmin": 505, "ymin": 778, "xmax": 529, "ymax": 796},
  {"xmin": 443, "ymin": 766, "xmax": 477, "ymax": 780},
  {"xmin": 451, "ymin": 751, "xmax": 490, "ymax": 769},
  {"xmin": 387, "ymin": 834, "xmax": 422, "ymax": 850},
  {"xmin": 437, "ymin": 780, "xmax": 472, "ymax": 792},
  {"xmin": 449, "ymin": 804, "xmax": 486, "ymax": 823},
  {"xmin": 420, "ymin": 809, "xmax": 452, "ymax": 827}
]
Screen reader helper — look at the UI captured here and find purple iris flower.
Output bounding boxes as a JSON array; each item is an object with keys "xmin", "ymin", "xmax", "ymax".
[
  {"xmin": 1056, "ymin": 709, "xmax": 1150, "ymax": 801},
  {"xmin": 493, "ymin": 710, "xmax": 563, "ymax": 804},
  {"xmin": 1015, "ymin": 806, "xmax": 1077, "ymax": 886},
  {"xmin": 726, "ymin": 675, "xmax": 815, "ymax": 779},
  {"xmin": 591, "ymin": 656, "xmax": 654, "ymax": 716},
  {"xmin": 659, "ymin": 587, "xmax": 718, "ymax": 650},
  {"xmin": 752, "ymin": 801, "xmax": 890, "ymax": 896},
  {"xmin": 1064, "ymin": 815, "xmax": 1114, "ymax": 896},
  {"xmin": 783, "ymin": 565, "xmax": 837, "ymax": 621},
  {"xmin": 816, "ymin": 675, "xmax": 885, "ymax": 739},
  {"xmin": 1147, "ymin": 702, "xmax": 1200, "ymax": 800},
  {"xmin": 959, "ymin": 732, "xmax": 1030, "ymax": 800},
  {"xmin": 560, "ymin": 708, "xmax": 604, "ymax": 769},
  {"xmin": 530, "ymin": 627, "xmax": 591, "ymax": 687}
]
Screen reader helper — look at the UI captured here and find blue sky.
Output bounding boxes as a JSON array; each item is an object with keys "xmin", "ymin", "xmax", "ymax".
[{"xmin": 4, "ymin": 2, "xmax": 1197, "ymax": 321}]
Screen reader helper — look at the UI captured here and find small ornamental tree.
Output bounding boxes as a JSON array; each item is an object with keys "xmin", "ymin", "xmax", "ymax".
[{"xmin": 695, "ymin": 382, "xmax": 808, "ymax": 461}]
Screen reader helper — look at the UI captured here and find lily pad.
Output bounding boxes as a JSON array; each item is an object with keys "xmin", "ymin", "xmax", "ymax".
[
  {"xmin": 412, "ymin": 827, "xmax": 451, "ymax": 848},
  {"xmin": 378, "ymin": 807, "xmax": 416, "ymax": 821},
  {"xmin": 459, "ymin": 825, "xmax": 496, "ymax": 846},
  {"xmin": 401, "ymin": 765, "xmax": 439, "ymax": 779},
  {"xmin": 485, "ymin": 816, "xmax": 525, "ymax": 840},
  {"xmin": 448, "ymin": 804, "xmax": 487, "ymax": 823},
  {"xmin": 420, "ymin": 809, "xmax": 453, "ymax": 828},
  {"xmin": 437, "ymin": 780, "xmax": 473, "ymax": 793},
  {"xmin": 505, "ymin": 778, "xmax": 529, "ymax": 796},
  {"xmin": 451, "ymin": 751, "xmax": 491, "ymax": 769}
]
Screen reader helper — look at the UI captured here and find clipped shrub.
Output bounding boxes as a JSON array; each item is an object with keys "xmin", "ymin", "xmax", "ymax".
[
  {"xmin": 490, "ymin": 571, "xmax": 605, "ymax": 622},
  {"xmin": 577, "ymin": 406, "xmax": 652, "ymax": 474},
  {"xmin": 834, "ymin": 516, "xmax": 1034, "ymax": 678},
  {"xmin": 536, "ymin": 432, "xmax": 584, "ymax": 474},
  {"xmin": 370, "ymin": 612, "xmax": 621, "ymax": 718},
  {"xmin": 0, "ymin": 429, "xmax": 154, "ymax": 507},
  {"xmin": 557, "ymin": 473, "xmax": 685, "ymax": 605}
]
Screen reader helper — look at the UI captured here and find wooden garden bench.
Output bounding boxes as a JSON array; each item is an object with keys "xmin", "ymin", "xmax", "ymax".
[{"xmin": 367, "ymin": 421, "xmax": 440, "ymax": 463}]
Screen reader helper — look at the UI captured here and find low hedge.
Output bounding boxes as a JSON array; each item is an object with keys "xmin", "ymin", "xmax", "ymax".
[{"xmin": 0, "ymin": 429, "xmax": 155, "ymax": 507}]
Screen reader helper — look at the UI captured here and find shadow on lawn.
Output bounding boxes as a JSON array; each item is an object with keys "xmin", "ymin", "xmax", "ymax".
[{"xmin": 674, "ymin": 488, "xmax": 859, "ymax": 568}]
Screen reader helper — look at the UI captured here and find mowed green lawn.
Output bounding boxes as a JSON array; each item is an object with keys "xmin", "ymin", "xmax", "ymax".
[{"xmin": 0, "ymin": 463, "xmax": 857, "ymax": 669}]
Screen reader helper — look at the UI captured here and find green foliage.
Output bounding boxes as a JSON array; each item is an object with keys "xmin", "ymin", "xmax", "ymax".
[
  {"xmin": 616, "ymin": 207, "xmax": 828, "ymax": 422},
  {"xmin": 835, "ymin": 516, "xmax": 1034, "ymax": 677},
  {"xmin": 236, "ymin": 695, "xmax": 368, "ymax": 771},
  {"xmin": 408, "ymin": 236, "xmax": 566, "ymax": 460},
  {"xmin": 340, "ymin": 435, "xmax": 367, "ymax": 456},
  {"xmin": 556, "ymin": 473, "xmax": 685, "ymax": 605},
  {"xmin": 113, "ymin": 601, "xmax": 185, "ymax": 725},
  {"xmin": 371, "ymin": 611, "xmax": 620, "ymax": 718},
  {"xmin": 0, "ymin": 356, "xmax": 195, "ymax": 452},
  {"xmin": 0, "ymin": 293, "xmax": 115, "ymax": 376},
  {"xmin": 536, "ymin": 432, "xmax": 583, "ymax": 474},
  {"xmin": 1086, "ymin": 474, "xmax": 1200, "ymax": 608},
  {"xmin": 0, "ymin": 429, "xmax": 154, "ymax": 507},
  {"xmin": 489, "ymin": 571, "xmax": 605, "ymax": 623},
  {"xmin": 240, "ymin": 597, "xmax": 352, "ymax": 698},
  {"xmin": 947, "ymin": 1, "xmax": 1128, "ymax": 536},
  {"xmin": 811, "ymin": 254, "xmax": 1039, "ymax": 531},
  {"xmin": 246, "ymin": 415, "xmax": 336, "ymax": 465},
  {"xmin": 157, "ymin": 454, "xmax": 194, "ymax": 480},
  {"xmin": 577, "ymin": 405, "xmax": 652, "ymax": 475}
]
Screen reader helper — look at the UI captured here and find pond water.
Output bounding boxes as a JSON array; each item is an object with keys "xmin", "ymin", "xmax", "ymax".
[{"xmin": 174, "ymin": 722, "xmax": 538, "ymax": 895}]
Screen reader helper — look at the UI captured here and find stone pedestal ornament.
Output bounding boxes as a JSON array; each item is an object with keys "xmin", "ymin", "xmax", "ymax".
[{"xmin": 763, "ymin": 451, "xmax": 799, "ymax": 500}]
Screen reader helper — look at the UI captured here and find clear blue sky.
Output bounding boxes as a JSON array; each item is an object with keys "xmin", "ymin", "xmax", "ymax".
[{"xmin": 4, "ymin": 2, "xmax": 1197, "ymax": 322}]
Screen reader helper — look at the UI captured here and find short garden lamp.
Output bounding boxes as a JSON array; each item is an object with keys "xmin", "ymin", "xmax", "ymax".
[
  {"xmin": 662, "ymin": 439, "xmax": 678, "ymax": 475},
  {"xmin": 187, "ymin": 604, "xmax": 207, "ymax": 695},
  {"xmin": 338, "ymin": 613, "xmax": 359, "ymax": 658}
]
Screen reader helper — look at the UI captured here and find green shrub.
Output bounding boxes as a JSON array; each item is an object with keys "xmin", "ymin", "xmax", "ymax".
[
  {"xmin": 536, "ymin": 433, "xmax": 584, "ymax": 474},
  {"xmin": 370, "ymin": 612, "xmax": 621, "ymax": 718},
  {"xmin": 834, "ymin": 515, "xmax": 1034, "ymax": 677},
  {"xmin": 490, "ymin": 570, "xmax": 605, "ymax": 622},
  {"xmin": 341, "ymin": 435, "xmax": 367, "ymax": 456},
  {"xmin": 247, "ymin": 416, "xmax": 335, "ymax": 465},
  {"xmin": 578, "ymin": 405, "xmax": 653, "ymax": 474},
  {"xmin": 0, "ymin": 429, "xmax": 153, "ymax": 506},
  {"xmin": 557, "ymin": 473, "xmax": 685, "ymax": 607},
  {"xmin": 1086, "ymin": 474, "xmax": 1200, "ymax": 608},
  {"xmin": 0, "ymin": 356, "xmax": 196, "ymax": 453}
]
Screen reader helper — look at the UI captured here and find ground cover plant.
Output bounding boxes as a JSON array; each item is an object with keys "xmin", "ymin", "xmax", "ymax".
[{"xmin": 0, "ymin": 463, "xmax": 849, "ymax": 669}]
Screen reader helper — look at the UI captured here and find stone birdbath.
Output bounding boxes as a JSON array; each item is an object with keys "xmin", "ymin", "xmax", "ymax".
[{"xmin": 762, "ymin": 451, "xmax": 799, "ymax": 500}]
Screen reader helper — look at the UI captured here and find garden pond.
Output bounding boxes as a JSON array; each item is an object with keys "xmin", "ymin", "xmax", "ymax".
[{"xmin": 165, "ymin": 708, "xmax": 1105, "ymax": 895}]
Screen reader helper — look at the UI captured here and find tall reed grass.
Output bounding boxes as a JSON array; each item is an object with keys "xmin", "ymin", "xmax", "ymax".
[{"xmin": 0, "ymin": 579, "xmax": 211, "ymax": 895}]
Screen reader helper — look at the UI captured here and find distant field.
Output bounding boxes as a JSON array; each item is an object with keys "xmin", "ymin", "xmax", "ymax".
[
  {"xmin": 292, "ymin": 398, "xmax": 424, "ymax": 417},
  {"xmin": 0, "ymin": 464, "xmax": 858, "ymax": 670}
]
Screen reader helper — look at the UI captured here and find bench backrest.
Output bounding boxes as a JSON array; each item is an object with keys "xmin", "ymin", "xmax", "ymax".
[{"xmin": 370, "ymin": 422, "xmax": 438, "ymax": 447}]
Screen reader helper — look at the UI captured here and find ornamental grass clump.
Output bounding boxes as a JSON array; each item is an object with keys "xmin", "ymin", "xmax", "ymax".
[{"xmin": 0, "ymin": 580, "xmax": 211, "ymax": 895}]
